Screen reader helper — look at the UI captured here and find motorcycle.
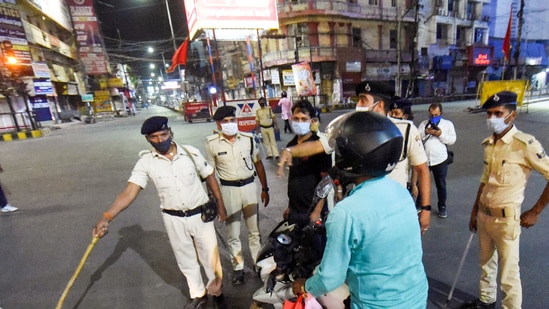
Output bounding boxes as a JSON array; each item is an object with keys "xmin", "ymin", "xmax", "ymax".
[{"xmin": 251, "ymin": 176, "xmax": 349, "ymax": 309}]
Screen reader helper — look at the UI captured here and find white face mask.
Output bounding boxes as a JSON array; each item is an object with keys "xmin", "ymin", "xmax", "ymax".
[
  {"xmin": 486, "ymin": 114, "xmax": 511, "ymax": 134},
  {"xmin": 221, "ymin": 122, "xmax": 238, "ymax": 136},
  {"xmin": 292, "ymin": 121, "xmax": 311, "ymax": 136},
  {"xmin": 355, "ymin": 101, "xmax": 379, "ymax": 112}
]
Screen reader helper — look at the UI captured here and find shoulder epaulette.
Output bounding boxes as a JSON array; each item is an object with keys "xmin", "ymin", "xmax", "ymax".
[
  {"xmin": 513, "ymin": 131, "xmax": 535, "ymax": 145},
  {"xmin": 138, "ymin": 150, "xmax": 153, "ymax": 158},
  {"xmin": 206, "ymin": 133, "xmax": 219, "ymax": 142}
]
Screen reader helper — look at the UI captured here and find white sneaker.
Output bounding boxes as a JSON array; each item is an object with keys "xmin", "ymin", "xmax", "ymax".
[{"xmin": 1, "ymin": 204, "xmax": 18, "ymax": 212}]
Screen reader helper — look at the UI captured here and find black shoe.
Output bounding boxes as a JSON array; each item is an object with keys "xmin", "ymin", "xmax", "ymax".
[
  {"xmin": 266, "ymin": 156, "xmax": 273, "ymax": 160},
  {"xmin": 274, "ymin": 156, "xmax": 279, "ymax": 160},
  {"xmin": 438, "ymin": 210, "xmax": 448, "ymax": 218},
  {"xmin": 185, "ymin": 294, "xmax": 208, "ymax": 309},
  {"xmin": 460, "ymin": 298, "xmax": 495, "ymax": 309},
  {"xmin": 213, "ymin": 294, "xmax": 227, "ymax": 309},
  {"xmin": 232, "ymin": 270, "xmax": 244, "ymax": 285}
]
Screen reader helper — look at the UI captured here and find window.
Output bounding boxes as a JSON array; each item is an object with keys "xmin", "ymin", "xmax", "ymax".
[
  {"xmin": 390, "ymin": 30, "xmax": 397, "ymax": 49},
  {"xmin": 291, "ymin": 23, "xmax": 309, "ymax": 47},
  {"xmin": 369, "ymin": 0, "xmax": 378, "ymax": 5},
  {"xmin": 391, "ymin": 0, "xmax": 397, "ymax": 7},
  {"xmin": 436, "ymin": 24, "xmax": 448, "ymax": 40},
  {"xmin": 352, "ymin": 28, "xmax": 362, "ymax": 48}
]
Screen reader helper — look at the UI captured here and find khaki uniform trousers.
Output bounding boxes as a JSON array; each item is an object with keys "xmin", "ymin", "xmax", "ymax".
[
  {"xmin": 478, "ymin": 210, "xmax": 522, "ymax": 309},
  {"xmin": 221, "ymin": 182, "xmax": 261, "ymax": 271},
  {"xmin": 260, "ymin": 126, "xmax": 279, "ymax": 158},
  {"xmin": 162, "ymin": 213, "xmax": 223, "ymax": 298}
]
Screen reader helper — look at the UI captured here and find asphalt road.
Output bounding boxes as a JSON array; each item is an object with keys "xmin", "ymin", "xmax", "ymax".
[{"xmin": 1, "ymin": 98, "xmax": 549, "ymax": 309}]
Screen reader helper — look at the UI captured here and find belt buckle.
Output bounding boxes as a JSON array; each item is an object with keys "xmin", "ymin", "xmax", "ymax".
[
  {"xmin": 182, "ymin": 209, "xmax": 189, "ymax": 217},
  {"xmin": 236, "ymin": 179, "xmax": 244, "ymax": 186}
]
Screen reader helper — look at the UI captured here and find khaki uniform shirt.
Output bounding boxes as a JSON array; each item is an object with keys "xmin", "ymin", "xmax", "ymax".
[
  {"xmin": 480, "ymin": 125, "xmax": 549, "ymax": 209},
  {"xmin": 204, "ymin": 132, "xmax": 259, "ymax": 181},
  {"xmin": 128, "ymin": 143, "xmax": 212, "ymax": 211},
  {"xmin": 256, "ymin": 107, "xmax": 274, "ymax": 127}
]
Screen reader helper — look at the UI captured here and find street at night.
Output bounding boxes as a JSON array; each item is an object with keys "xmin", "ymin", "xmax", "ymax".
[{"xmin": 2, "ymin": 99, "xmax": 549, "ymax": 308}]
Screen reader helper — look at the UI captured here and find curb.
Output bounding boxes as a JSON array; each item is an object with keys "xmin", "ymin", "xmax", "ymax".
[{"xmin": 0, "ymin": 128, "xmax": 49, "ymax": 142}]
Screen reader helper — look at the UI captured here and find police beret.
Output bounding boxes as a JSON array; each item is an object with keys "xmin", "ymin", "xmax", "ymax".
[
  {"xmin": 390, "ymin": 97, "xmax": 412, "ymax": 110},
  {"xmin": 141, "ymin": 116, "xmax": 169, "ymax": 135},
  {"xmin": 355, "ymin": 81, "xmax": 395, "ymax": 98},
  {"xmin": 483, "ymin": 91, "xmax": 517, "ymax": 109},
  {"xmin": 213, "ymin": 105, "xmax": 236, "ymax": 121}
]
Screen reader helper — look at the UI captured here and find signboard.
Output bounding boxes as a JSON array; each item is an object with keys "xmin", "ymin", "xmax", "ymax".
[
  {"xmin": 184, "ymin": 0, "xmax": 279, "ymax": 40},
  {"xmin": 468, "ymin": 46, "xmax": 493, "ymax": 67},
  {"xmin": 271, "ymin": 69, "xmax": 280, "ymax": 85},
  {"xmin": 0, "ymin": 2, "xmax": 32, "ymax": 66},
  {"xmin": 218, "ymin": 100, "xmax": 259, "ymax": 132},
  {"xmin": 67, "ymin": 0, "xmax": 109, "ymax": 75},
  {"xmin": 282, "ymin": 70, "xmax": 294, "ymax": 86},
  {"xmin": 292, "ymin": 62, "xmax": 316, "ymax": 96},
  {"xmin": 33, "ymin": 79, "xmax": 54, "ymax": 95},
  {"xmin": 31, "ymin": 62, "xmax": 52, "ymax": 78},
  {"xmin": 81, "ymin": 94, "xmax": 94, "ymax": 102},
  {"xmin": 480, "ymin": 80, "xmax": 529, "ymax": 107}
]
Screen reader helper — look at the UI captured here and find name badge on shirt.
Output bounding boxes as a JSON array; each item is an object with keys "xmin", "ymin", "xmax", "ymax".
[{"xmin": 217, "ymin": 151, "xmax": 227, "ymax": 156}]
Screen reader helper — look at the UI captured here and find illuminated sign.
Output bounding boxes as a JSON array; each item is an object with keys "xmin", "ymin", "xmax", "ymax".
[
  {"xmin": 474, "ymin": 53, "xmax": 490, "ymax": 66},
  {"xmin": 184, "ymin": 0, "xmax": 279, "ymax": 40},
  {"xmin": 161, "ymin": 81, "xmax": 181, "ymax": 90},
  {"xmin": 468, "ymin": 46, "xmax": 493, "ymax": 67}
]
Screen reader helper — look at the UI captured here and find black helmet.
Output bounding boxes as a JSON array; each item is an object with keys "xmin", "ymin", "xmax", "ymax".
[
  {"xmin": 281, "ymin": 91, "xmax": 287, "ymax": 97},
  {"xmin": 326, "ymin": 112, "xmax": 403, "ymax": 178}
]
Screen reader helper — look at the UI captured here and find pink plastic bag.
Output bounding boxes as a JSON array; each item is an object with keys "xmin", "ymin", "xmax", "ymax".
[{"xmin": 304, "ymin": 293, "xmax": 323, "ymax": 309}]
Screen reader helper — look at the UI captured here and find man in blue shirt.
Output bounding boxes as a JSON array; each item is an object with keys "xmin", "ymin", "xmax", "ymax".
[{"xmin": 292, "ymin": 112, "xmax": 428, "ymax": 308}]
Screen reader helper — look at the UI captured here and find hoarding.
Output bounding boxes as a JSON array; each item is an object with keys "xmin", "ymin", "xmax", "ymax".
[
  {"xmin": 184, "ymin": 0, "xmax": 279, "ymax": 40},
  {"xmin": 292, "ymin": 62, "xmax": 316, "ymax": 96}
]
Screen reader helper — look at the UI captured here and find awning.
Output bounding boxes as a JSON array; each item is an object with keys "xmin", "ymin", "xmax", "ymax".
[{"xmin": 491, "ymin": 41, "xmax": 548, "ymax": 66}]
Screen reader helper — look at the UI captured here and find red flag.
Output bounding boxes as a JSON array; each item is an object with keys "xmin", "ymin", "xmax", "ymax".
[
  {"xmin": 167, "ymin": 38, "xmax": 189, "ymax": 73},
  {"xmin": 502, "ymin": 6, "xmax": 513, "ymax": 61}
]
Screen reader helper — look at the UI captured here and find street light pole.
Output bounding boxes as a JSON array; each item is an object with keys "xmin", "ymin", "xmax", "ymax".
[{"xmin": 164, "ymin": 0, "xmax": 177, "ymax": 52}]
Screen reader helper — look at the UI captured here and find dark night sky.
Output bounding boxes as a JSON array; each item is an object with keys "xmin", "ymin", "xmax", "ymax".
[{"xmin": 93, "ymin": 0, "xmax": 188, "ymax": 79}]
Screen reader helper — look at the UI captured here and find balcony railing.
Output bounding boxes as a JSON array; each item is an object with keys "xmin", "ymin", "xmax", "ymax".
[
  {"xmin": 277, "ymin": 0, "xmax": 416, "ymax": 22},
  {"xmin": 262, "ymin": 46, "xmax": 338, "ymax": 67},
  {"xmin": 262, "ymin": 46, "xmax": 413, "ymax": 67}
]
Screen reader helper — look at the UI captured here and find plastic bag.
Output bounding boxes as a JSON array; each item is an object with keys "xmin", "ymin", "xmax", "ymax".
[
  {"xmin": 304, "ymin": 293, "xmax": 323, "ymax": 309},
  {"xmin": 283, "ymin": 294, "xmax": 305, "ymax": 309}
]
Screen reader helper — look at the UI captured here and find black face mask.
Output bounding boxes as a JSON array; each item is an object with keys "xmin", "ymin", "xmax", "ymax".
[{"xmin": 150, "ymin": 137, "xmax": 172, "ymax": 154}]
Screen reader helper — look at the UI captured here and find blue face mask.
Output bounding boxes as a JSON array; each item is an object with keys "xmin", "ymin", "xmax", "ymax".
[
  {"xmin": 151, "ymin": 137, "xmax": 172, "ymax": 154},
  {"xmin": 429, "ymin": 115, "xmax": 442, "ymax": 124},
  {"xmin": 291, "ymin": 121, "xmax": 311, "ymax": 136}
]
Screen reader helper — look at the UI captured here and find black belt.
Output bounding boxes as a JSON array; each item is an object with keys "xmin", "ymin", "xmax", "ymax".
[
  {"xmin": 162, "ymin": 205, "xmax": 202, "ymax": 217},
  {"xmin": 260, "ymin": 124, "xmax": 273, "ymax": 128},
  {"xmin": 220, "ymin": 176, "xmax": 254, "ymax": 187}
]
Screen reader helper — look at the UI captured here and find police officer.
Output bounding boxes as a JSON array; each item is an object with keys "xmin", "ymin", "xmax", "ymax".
[
  {"xmin": 462, "ymin": 91, "xmax": 549, "ymax": 309},
  {"xmin": 204, "ymin": 106, "xmax": 270, "ymax": 285},
  {"xmin": 277, "ymin": 81, "xmax": 432, "ymax": 234},
  {"xmin": 93, "ymin": 116, "xmax": 227, "ymax": 309},
  {"xmin": 255, "ymin": 97, "xmax": 279, "ymax": 159}
]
